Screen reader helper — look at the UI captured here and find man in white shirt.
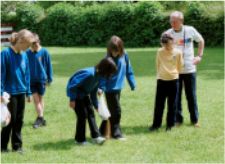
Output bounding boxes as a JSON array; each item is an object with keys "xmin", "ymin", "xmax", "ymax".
[{"xmin": 166, "ymin": 11, "xmax": 205, "ymax": 127}]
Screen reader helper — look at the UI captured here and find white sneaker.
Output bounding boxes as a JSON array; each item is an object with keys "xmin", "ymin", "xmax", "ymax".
[
  {"xmin": 116, "ymin": 137, "xmax": 127, "ymax": 141},
  {"xmin": 75, "ymin": 141, "xmax": 89, "ymax": 146},
  {"xmin": 92, "ymin": 136, "xmax": 106, "ymax": 145}
]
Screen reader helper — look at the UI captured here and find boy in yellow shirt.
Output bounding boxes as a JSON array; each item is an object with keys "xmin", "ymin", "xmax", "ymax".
[{"xmin": 149, "ymin": 33, "xmax": 183, "ymax": 131}]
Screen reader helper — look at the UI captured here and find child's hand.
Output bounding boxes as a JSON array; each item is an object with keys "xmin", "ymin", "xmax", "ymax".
[
  {"xmin": 69, "ymin": 101, "xmax": 76, "ymax": 109},
  {"xmin": 5, "ymin": 114, "xmax": 11, "ymax": 125},
  {"xmin": 45, "ymin": 83, "xmax": 50, "ymax": 87},
  {"xmin": 0, "ymin": 96, "xmax": 4, "ymax": 104},
  {"xmin": 97, "ymin": 89, "xmax": 103, "ymax": 96}
]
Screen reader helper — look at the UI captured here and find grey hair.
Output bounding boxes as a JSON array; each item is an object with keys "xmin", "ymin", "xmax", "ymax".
[{"xmin": 170, "ymin": 11, "xmax": 184, "ymax": 21}]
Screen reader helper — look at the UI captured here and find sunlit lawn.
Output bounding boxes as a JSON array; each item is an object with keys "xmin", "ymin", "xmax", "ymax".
[{"xmin": 1, "ymin": 47, "xmax": 224, "ymax": 163}]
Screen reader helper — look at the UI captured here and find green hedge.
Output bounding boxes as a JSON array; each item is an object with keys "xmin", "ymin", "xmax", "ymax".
[
  {"xmin": 39, "ymin": 2, "xmax": 166, "ymax": 47},
  {"xmin": 185, "ymin": 2, "xmax": 224, "ymax": 46},
  {"xmin": 5, "ymin": 1, "xmax": 224, "ymax": 47},
  {"xmin": 39, "ymin": 3, "xmax": 76, "ymax": 46},
  {"xmin": 15, "ymin": 3, "xmax": 45, "ymax": 32}
]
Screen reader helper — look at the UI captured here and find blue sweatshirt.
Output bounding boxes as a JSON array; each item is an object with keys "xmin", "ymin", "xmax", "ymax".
[
  {"xmin": 26, "ymin": 48, "xmax": 53, "ymax": 84},
  {"xmin": 99, "ymin": 52, "xmax": 136, "ymax": 92},
  {"xmin": 66, "ymin": 67, "xmax": 100, "ymax": 109},
  {"xmin": 1, "ymin": 47, "xmax": 31, "ymax": 96}
]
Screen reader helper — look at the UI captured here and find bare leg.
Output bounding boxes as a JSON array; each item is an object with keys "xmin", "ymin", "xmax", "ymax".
[
  {"xmin": 38, "ymin": 95, "xmax": 44, "ymax": 117},
  {"xmin": 33, "ymin": 93, "xmax": 43, "ymax": 117},
  {"xmin": 32, "ymin": 93, "xmax": 46, "ymax": 128}
]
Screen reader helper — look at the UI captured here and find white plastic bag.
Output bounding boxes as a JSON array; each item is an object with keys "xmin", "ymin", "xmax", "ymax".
[
  {"xmin": 1, "ymin": 92, "xmax": 11, "ymax": 127},
  {"xmin": 98, "ymin": 94, "xmax": 110, "ymax": 120},
  {"xmin": 1, "ymin": 104, "xmax": 11, "ymax": 127}
]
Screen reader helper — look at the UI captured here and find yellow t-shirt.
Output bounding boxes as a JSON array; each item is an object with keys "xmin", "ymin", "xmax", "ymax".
[{"xmin": 156, "ymin": 47, "xmax": 184, "ymax": 80}]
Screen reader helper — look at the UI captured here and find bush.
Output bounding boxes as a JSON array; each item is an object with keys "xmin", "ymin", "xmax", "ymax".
[
  {"xmin": 40, "ymin": 3, "xmax": 77, "ymax": 46},
  {"xmin": 1, "ymin": 1, "xmax": 24, "ymax": 23},
  {"xmin": 128, "ymin": 2, "xmax": 165, "ymax": 46},
  {"xmin": 185, "ymin": 2, "xmax": 224, "ymax": 46},
  {"xmin": 75, "ymin": 4, "xmax": 106, "ymax": 46},
  {"xmin": 15, "ymin": 3, "xmax": 45, "ymax": 32},
  {"xmin": 99, "ymin": 3, "xmax": 135, "ymax": 46},
  {"xmin": 4, "ymin": 1, "xmax": 222, "ymax": 47},
  {"xmin": 40, "ymin": 1, "xmax": 166, "ymax": 47}
]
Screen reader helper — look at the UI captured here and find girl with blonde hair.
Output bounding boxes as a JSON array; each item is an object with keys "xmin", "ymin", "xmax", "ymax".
[{"xmin": 1, "ymin": 29, "xmax": 35, "ymax": 153}]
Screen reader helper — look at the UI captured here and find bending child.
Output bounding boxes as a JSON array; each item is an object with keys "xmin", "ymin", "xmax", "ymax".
[{"xmin": 66, "ymin": 57, "xmax": 117, "ymax": 145}]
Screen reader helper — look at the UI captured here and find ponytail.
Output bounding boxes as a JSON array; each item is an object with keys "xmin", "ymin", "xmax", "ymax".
[
  {"xmin": 8, "ymin": 32, "xmax": 18, "ymax": 45},
  {"xmin": 8, "ymin": 29, "xmax": 35, "ymax": 45}
]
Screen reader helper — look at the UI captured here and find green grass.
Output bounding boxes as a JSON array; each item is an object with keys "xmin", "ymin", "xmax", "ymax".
[{"xmin": 1, "ymin": 47, "xmax": 224, "ymax": 163}]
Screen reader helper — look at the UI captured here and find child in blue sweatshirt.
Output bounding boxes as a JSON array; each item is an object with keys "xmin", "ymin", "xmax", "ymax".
[
  {"xmin": 66, "ymin": 57, "xmax": 117, "ymax": 145},
  {"xmin": 1, "ymin": 29, "xmax": 35, "ymax": 153},
  {"xmin": 26, "ymin": 33, "xmax": 53, "ymax": 129},
  {"xmin": 99, "ymin": 36, "xmax": 136, "ymax": 140}
]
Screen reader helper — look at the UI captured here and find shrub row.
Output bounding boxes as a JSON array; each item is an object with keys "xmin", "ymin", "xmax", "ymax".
[{"xmin": 4, "ymin": 1, "xmax": 224, "ymax": 46}]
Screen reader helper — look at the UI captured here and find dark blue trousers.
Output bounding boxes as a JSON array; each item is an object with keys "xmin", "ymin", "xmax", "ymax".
[
  {"xmin": 74, "ymin": 96, "xmax": 100, "ymax": 142},
  {"xmin": 176, "ymin": 73, "xmax": 199, "ymax": 124},
  {"xmin": 1, "ymin": 94, "xmax": 25, "ymax": 151},
  {"xmin": 152, "ymin": 79, "xmax": 178, "ymax": 128},
  {"xmin": 99, "ymin": 91, "xmax": 122, "ymax": 138}
]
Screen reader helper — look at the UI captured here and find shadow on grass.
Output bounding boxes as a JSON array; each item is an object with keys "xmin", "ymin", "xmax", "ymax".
[
  {"xmin": 122, "ymin": 124, "xmax": 199, "ymax": 135},
  {"xmin": 33, "ymin": 139, "xmax": 74, "ymax": 151},
  {"xmin": 24, "ymin": 121, "xmax": 35, "ymax": 127},
  {"xmin": 122, "ymin": 125, "xmax": 150, "ymax": 135}
]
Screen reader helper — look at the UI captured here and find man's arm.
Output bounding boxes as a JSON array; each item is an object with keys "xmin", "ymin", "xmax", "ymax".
[{"xmin": 193, "ymin": 38, "xmax": 205, "ymax": 65}]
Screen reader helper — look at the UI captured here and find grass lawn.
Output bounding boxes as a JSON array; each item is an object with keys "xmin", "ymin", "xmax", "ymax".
[{"xmin": 1, "ymin": 47, "xmax": 224, "ymax": 163}]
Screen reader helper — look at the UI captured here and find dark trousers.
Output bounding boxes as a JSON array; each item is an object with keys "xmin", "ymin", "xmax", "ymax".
[
  {"xmin": 100, "ymin": 91, "xmax": 122, "ymax": 138},
  {"xmin": 1, "ymin": 94, "xmax": 25, "ymax": 150},
  {"xmin": 176, "ymin": 73, "xmax": 199, "ymax": 124},
  {"xmin": 74, "ymin": 96, "xmax": 100, "ymax": 142},
  {"xmin": 152, "ymin": 79, "xmax": 178, "ymax": 128}
]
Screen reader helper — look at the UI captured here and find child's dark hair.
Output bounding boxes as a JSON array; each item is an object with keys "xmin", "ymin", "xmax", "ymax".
[
  {"xmin": 160, "ymin": 32, "xmax": 174, "ymax": 44},
  {"xmin": 107, "ymin": 35, "xmax": 124, "ymax": 57},
  {"xmin": 96, "ymin": 57, "xmax": 117, "ymax": 78}
]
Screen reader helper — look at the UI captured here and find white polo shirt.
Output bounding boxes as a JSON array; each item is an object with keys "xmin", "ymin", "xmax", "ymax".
[{"xmin": 166, "ymin": 25, "xmax": 203, "ymax": 74}]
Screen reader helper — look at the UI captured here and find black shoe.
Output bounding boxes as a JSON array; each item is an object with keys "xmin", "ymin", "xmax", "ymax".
[
  {"xmin": 175, "ymin": 122, "xmax": 183, "ymax": 127},
  {"xmin": 166, "ymin": 127, "xmax": 172, "ymax": 131},
  {"xmin": 113, "ymin": 134, "xmax": 123, "ymax": 139},
  {"xmin": 42, "ymin": 119, "xmax": 46, "ymax": 126},
  {"xmin": 1, "ymin": 148, "xmax": 9, "ymax": 153},
  {"xmin": 33, "ymin": 117, "xmax": 46, "ymax": 129},
  {"xmin": 12, "ymin": 148, "xmax": 24, "ymax": 154},
  {"xmin": 149, "ymin": 126, "xmax": 159, "ymax": 132}
]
